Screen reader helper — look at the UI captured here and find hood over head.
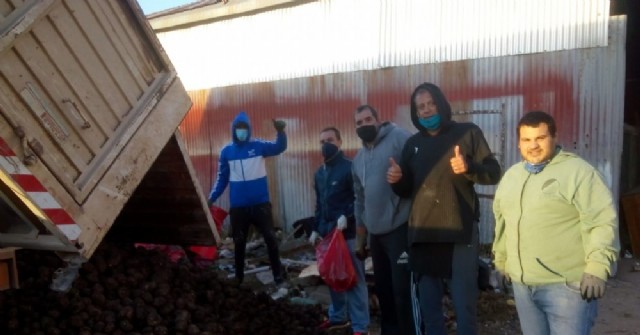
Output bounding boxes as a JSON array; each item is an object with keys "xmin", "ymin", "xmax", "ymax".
[
  {"xmin": 410, "ymin": 82, "xmax": 452, "ymax": 132},
  {"xmin": 232, "ymin": 111, "xmax": 252, "ymax": 143}
]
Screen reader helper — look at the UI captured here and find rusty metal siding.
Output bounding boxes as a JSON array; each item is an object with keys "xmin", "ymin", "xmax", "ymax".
[
  {"xmin": 577, "ymin": 15, "xmax": 627, "ymax": 190},
  {"xmin": 452, "ymin": 109, "xmax": 505, "ymax": 244},
  {"xmin": 178, "ymin": 77, "xmax": 373, "ymax": 228},
  {"xmin": 178, "ymin": 16, "xmax": 625, "ymax": 244},
  {"xmin": 171, "ymin": 4, "xmax": 624, "ymax": 245},
  {"xmin": 154, "ymin": 0, "xmax": 609, "ymax": 91}
]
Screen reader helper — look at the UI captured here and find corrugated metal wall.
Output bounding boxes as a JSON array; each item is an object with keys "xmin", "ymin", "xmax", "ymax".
[
  {"xmin": 178, "ymin": 16, "xmax": 626, "ymax": 244},
  {"xmin": 166, "ymin": 1, "xmax": 625, "ymax": 244},
  {"xmin": 156, "ymin": 0, "xmax": 609, "ymax": 90}
]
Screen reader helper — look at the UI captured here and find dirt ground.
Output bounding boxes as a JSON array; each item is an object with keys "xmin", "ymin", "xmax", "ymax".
[
  {"xmin": 241, "ymin": 240, "xmax": 640, "ymax": 335},
  {"xmin": 383, "ymin": 263, "xmax": 640, "ymax": 335},
  {"xmin": 470, "ymin": 256, "xmax": 640, "ymax": 335},
  {"xmin": 318, "ymin": 257, "xmax": 640, "ymax": 335},
  {"xmin": 592, "ymin": 257, "xmax": 640, "ymax": 335},
  {"xmin": 452, "ymin": 257, "xmax": 640, "ymax": 335}
]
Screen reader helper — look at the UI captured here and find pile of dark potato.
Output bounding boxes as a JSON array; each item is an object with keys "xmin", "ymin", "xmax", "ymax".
[{"xmin": 0, "ymin": 244, "xmax": 323, "ymax": 335}]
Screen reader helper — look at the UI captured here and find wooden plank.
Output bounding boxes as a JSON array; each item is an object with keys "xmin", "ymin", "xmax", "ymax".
[
  {"xmin": 100, "ymin": 0, "xmax": 161, "ymax": 84},
  {"xmin": 0, "ymin": 247, "xmax": 19, "ymax": 289},
  {"xmin": 0, "ymin": 0, "xmax": 55, "ymax": 56},
  {"xmin": 46, "ymin": 2, "xmax": 129, "ymax": 122},
  {"xmin": 107, "ymin": 133, "xmax": 219, "ymax": 246},
  {"xmin": 621, "ymin": 193, "xmax": 640, "ymax": 257},
  {"xmin": 0, "ymin": 116, "xmax": 80, "ymax": 249},
  {"xmin": 78, "ymin": 0, "xmax": 146, "ymax": 103},
  {"xmin": 73, "ymin": 72, "xmax": 171, "ymax": 195},
  {"xmin": 123, "ymin": 0, "xmax": 177, "ymax": 74},
  {"xmin": 1, "ymin": 0, "xmax": 201, "ymax": 260},
  {"xmin": 30, "ymin": 14, "xmax": 117, "ymax": 144},
  {"xmin": 13, "ymin": 34, "xmax": 95, "ymax": 166},
  {"xmin": 174, "ymin": 130, "xmax": 221, "ymax": 244},
  {"xmin": 0, "ymin": 0, "xmax": 15, "ymax": 19},
  {"xmin": 78, "ymin": 77, "xmax": 192, "ymax": 258},
  {"xmin": 0, "ymin": 62, "xmax": 81, "ymax": 186},
  {"xmin": 6, "ymin": 0, "xmax": 24, "ymax": 7}
]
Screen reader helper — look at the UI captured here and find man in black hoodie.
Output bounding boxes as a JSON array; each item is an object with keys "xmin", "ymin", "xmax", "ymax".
[{"xmin": 387, "ymin": 82, "xmax": 501, "ymax": 335}]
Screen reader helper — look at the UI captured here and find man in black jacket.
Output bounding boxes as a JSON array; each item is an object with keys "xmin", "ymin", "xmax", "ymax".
[
  {"xmin": 387, "ymin": 82, "xmax": 501, "ymax": 335},
  {"xmin": 311, "ymin": 126, "xmax": 369, "ymax": 335}
]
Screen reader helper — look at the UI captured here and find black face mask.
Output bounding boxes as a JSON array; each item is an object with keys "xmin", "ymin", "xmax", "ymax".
[
  {"xmin": 321, "ymin": 142, "xmax": 339, "ymax": 162},
  {"xmin": 356, "ymin": 125, "xmax": 378, "ymax": 143}
]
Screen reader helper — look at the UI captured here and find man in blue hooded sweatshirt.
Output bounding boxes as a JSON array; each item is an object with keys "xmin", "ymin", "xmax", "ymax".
[{"xmin": 208, "ymin": 111, "xmax": 287, "ymax": 284}]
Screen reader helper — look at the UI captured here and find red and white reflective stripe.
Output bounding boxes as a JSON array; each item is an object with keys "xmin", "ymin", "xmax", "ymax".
[{"xmin": 0, "ymin": 136, "xmax": 81, "ymax": 241}]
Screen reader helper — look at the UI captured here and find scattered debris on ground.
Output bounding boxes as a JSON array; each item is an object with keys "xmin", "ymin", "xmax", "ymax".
[{"xmin": 0, "ymin": 233, "xmax": 527, "ymax": 335}]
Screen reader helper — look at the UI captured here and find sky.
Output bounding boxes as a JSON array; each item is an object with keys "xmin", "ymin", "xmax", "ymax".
[{"xmin": 136, "ymin": 0, "xmax": 198, "ymax": 15}]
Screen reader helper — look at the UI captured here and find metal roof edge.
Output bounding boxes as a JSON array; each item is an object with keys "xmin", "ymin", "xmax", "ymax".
[{"xmin": 148, "ymin": 0, "xmax": 316, "ymax": 32}]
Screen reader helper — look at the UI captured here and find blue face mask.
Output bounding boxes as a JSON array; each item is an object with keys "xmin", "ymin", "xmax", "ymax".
[
  {"xmin": 418, "ymin": 114, "xmax": 441, "ymax": 130},
  {"xmin": 524, "ymin": 161, "xmax": 549, "ymax": 174},
  {"xmin": 235, "ymin": 128, "xmax": 248, "ymax": 141}
]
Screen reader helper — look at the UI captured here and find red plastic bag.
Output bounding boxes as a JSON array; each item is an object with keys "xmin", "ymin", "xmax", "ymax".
[
  {"xmin": 209, "ymin": 205, "xmax": 228, "ymax": 233},
  {"xmin": 315, "ymin": 228, "xmax": 357, "ymax": 292},
  {"xmin": 188, "ymin": 205, "xmax": 228, "ymax": 261}
]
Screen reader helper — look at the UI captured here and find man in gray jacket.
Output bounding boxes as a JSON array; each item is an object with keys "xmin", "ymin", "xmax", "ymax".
[{"xmin": 352, "ymin": 105, "xmax": 415, "ymax": 335}]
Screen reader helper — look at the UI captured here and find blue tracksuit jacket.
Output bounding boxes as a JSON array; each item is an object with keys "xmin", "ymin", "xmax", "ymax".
[{"xmin": 208, "ymin": 111, "xmax": 287, "ymax": 208}]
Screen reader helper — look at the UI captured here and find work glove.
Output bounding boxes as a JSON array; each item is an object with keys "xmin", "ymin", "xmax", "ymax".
[
  {"xmin": 336, "ymin": 215, "xmax": 347, "ymax": 231},
  {"xmin": 497, "ymin": 271, "xmax": 512, "ymax": 292},
  {"xmin": 308, "ymin": 231, "xmax": 321, "ymax": 247},
  {"xmin": 355, "ymin": 232, "xmax": 367, "ymax": 260},
  {"xmin": 497, "ymin": 270, "xmax": 511, "ymax": 285},
  {"xmin": 580, "ymin": 272, "xmax": 606, "ymax": 301},
  {"xmin": 272, "ymin": 119, "xmax": 286, "ymax": 132}
]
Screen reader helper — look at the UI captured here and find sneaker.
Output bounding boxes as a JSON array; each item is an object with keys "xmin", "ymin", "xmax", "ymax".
[
  {"xmin": 275, "ymin": 279, "xmax": 290, "ymax": 289},
  {"xmin": 273, "ymin": 266, "xmax": 289, "ymax": 285},
  {"xmin": 317, "ymin": 319, "xmax": 350, "ymax": 331}
]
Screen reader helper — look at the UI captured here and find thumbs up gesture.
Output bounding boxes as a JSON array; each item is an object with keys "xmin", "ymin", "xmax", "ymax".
[
  {"xmin": 387, "ymin": 157, "xmax": 402, "ymax": 183},
  {"xmin": 450, "ymin": 145, "xmax": 468, "ymax": 174}
]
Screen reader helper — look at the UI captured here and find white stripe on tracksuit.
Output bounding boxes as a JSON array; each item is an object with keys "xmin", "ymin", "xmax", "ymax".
[
  {"xmin": 229, "ymin": 155, "xmax": 266, "ymax": 182},
  {"xmin": 411, "ymin": 272, "xmax": 424, "ymax": 335}
]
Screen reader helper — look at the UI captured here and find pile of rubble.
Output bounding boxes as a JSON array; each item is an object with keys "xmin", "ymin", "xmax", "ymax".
[{"xmin": 0, "ymin": 229, "xmax": 524, "ymax": 335}]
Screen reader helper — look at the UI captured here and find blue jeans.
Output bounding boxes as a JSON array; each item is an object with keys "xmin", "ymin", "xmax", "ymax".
[
  {"xmin": 512, "ymin": 282, "xmax": 597, "ymax": 335},
  {"xmin": 328, "ymin": 238, "xmax": 370, "ymax": 333},
  {"xmin": 415, "ymin": 227, "xmax": 479, "ymax": 335}
]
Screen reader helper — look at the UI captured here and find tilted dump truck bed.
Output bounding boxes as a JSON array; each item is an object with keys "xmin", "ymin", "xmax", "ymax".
[{"xmin": 0, "ymin": 0, "xmax": 218, "ymax": 269}]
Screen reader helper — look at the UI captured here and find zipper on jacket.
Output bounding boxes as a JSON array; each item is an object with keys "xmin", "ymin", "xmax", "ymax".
[
  {"xmin": 240, "ymin": 159, "xmax": 246, "ymax": 180},
  {"xmin": 363, "ymin": 148, "xmax": 371, "ymax": 188},
  {"xmin": 321, "ymin": 164, "xmax": 329, "ymax": 220},
  {"xmin": 517, "ymin": 174, "xmax": 531, "ymax": 283}
]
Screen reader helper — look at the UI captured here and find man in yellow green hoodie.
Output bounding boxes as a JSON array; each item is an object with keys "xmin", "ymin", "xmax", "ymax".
[{"xmin": 492, "ymin": 111, "xmax": 619, "ymax": 335}]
